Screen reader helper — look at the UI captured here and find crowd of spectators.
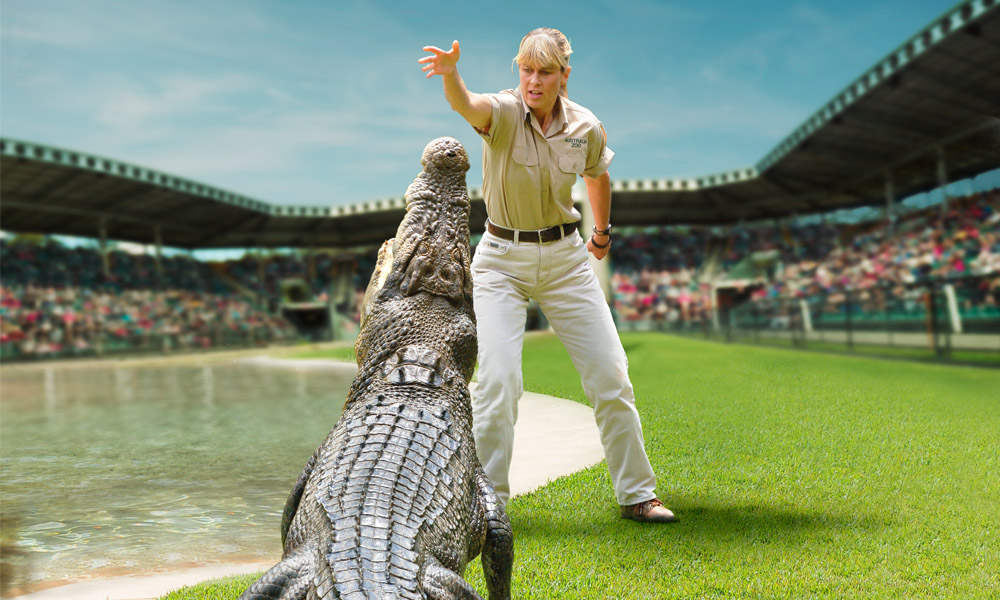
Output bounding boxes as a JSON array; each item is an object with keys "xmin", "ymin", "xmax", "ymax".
[
  {"xmin": 609, "ymin": 190, "xmax": 1000, "ymax": 327},
  {"xmin": 610, "ymin": 267, "xmax": 711, "ymax": 326},
  {"xmin": 753, "ymin": 190, "xmax": 1000, "ymax": 314},
  {"xmin": 221, "ymin": 250, "xmax": 377, "ymax": 300},
  {"xmin": 4, "ymin": 190, "xmax": 998, "ymax": 359},
  {"xmin": 1, "ymin": 238, "xmax": 229, "ymax": 294},
  {"xmin": 1, "ymin": 240, "xmax": 299, "ymax": 360},
  {"xmin": 0, "ymin": 284, "xmax": 294, "ymax": 359}
]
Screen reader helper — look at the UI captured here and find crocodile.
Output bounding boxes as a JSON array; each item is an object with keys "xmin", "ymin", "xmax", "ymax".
[{"xmin": 239, "ymin": 137, "xmax": 513, "ymax": 600}]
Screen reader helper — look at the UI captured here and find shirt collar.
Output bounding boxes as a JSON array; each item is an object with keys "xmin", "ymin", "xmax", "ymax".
[{"xmin": 515, "ymin": 88, "xmax": 568, "ymax": 137}]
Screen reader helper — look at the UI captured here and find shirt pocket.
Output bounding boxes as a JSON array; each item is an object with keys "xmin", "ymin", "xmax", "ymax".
[
  {"xmin": 512, "ymin": 143, "xmax": 538, "ymax": 166},
  {"xmin": 557, "ymin": 154, "xmax": 586, "ymax": 175}
]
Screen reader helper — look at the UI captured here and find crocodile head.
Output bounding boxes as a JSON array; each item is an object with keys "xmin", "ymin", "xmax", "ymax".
[{"xmin": 352, "ymin": 137, "xmax": 476, "ymax": 393}]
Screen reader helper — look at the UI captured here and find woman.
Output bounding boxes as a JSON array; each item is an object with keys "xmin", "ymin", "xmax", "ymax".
[{"xmin": 419, "ymin": 28, "xmax": 675, "ymax": 523}]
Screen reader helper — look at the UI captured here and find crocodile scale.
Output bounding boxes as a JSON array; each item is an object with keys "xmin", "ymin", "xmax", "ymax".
[{"xmin": 239, "ymin": 137, "xmax": 513, "ymax": 600}]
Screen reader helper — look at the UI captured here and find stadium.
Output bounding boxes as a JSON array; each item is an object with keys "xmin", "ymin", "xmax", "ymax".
[
  {"xmin": 1, "ymin": 1, "xmax": 999, "ymax": 598},
  {"xmin": 2, "ymin": 1, "xmax": 999, "ymax": 364}
]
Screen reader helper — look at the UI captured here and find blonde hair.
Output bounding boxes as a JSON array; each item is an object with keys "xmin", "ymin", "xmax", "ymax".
[{"xmin": 513, "ymin": 28, "xmax": 572, "ymax": 98}]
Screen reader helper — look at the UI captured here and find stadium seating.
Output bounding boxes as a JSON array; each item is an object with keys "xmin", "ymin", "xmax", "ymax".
[
  {"xmin": 2, "ymin": 190, "xmax": 997, "ymax": 361},
  {"xmin": 610, "ymin": 190, "xmax": 1000, "ymax": 331},
  {"xmin": 0, "ymin": 241, "xmax": 299, "ymax": 360}
]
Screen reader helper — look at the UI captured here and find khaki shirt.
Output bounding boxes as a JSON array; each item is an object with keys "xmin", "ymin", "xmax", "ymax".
[{"xmin": 476, "ymin": 89, "xmax": 614, "ymax": 230}]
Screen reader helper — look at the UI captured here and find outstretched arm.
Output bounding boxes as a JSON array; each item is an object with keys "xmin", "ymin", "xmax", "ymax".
[{"xmin": 419, "ymin": 40, "xmax": 492, "ymax": 132}]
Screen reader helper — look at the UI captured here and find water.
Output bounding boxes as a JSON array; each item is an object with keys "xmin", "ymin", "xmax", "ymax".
[{"xmin": 0, "ymin": 360, "xmax": 351, "ymax": 589}]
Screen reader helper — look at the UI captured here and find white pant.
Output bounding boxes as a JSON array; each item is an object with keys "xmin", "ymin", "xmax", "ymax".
[{"xmin": 470, "ymin": 229, "xmax": 658, "ymax": 506}]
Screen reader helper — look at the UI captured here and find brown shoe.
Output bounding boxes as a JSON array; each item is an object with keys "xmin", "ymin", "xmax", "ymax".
[{"xmin": 620, "ymin": 498, "xmax": 677, "ymax": 523}]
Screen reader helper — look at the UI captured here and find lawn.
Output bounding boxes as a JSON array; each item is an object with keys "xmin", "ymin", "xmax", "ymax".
[
  {"xmin": 162, "ymin": 332, "xmax": 999, "ymax": 599},
  {"xmin": 286, "ymin": 344, "xmax": 356, "ymax": 362}
]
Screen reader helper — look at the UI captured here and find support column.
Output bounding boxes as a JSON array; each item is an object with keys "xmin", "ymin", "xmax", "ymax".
[
  {"xmin": 936, "ymin": 146, "xmax": 949, "ymax": 217},
  {"xmin": 345, "ymin": 257, "xmax": 357, "ymax": 315},
  {"xmin": 257, "ymin": 246, "xmax": 265, "ymax": 291},
  {"xmin": 98, "ymin": 217, "xmax": 110, "ymax": 277},
  {"xmin": 307, "ymin": 247, "xmax": 317, "ymax": 283},
  {"xmin": 327, "ymin": 257, "xmax": 357, "ymax": 342},
  {"xmin": 884, "ymin": 171, "xmax": 895, "ymax": 238},
  {"xmin": 153, "ymin": 226, "xmax": 163, "ymax": 275}
]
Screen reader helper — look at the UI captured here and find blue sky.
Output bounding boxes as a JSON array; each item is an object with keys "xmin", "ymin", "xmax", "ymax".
[{"xmin": 0, "ymin": 0, "xmax": 971, "ymax": 209}]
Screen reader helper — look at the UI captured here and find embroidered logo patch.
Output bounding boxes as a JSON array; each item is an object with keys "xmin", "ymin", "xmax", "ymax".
[{"xmin": 565, "ymin": 137, "xmax": 587, "ymax": 148}]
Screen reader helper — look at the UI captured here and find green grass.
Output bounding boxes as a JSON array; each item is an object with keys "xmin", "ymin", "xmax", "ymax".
[
  {"xmin": 161, "ymin": 573, "xmax": 264, "ymax": 600},
  {"xmin": 162, "ymin": 333, "xmax": 1000, "ymax": 599},
  {"xmin": 286, "ymin": 345, "xmax": 356, "ymax": 362}
]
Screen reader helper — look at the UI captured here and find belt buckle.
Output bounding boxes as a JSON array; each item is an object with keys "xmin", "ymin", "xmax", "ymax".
[{"xmin": 538, "ymin": 224, "xmax": 560, "ymax": 245}]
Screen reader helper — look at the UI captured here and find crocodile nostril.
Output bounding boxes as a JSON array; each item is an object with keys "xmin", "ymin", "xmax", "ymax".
[{"xmin": 447, "ymin": 152, "xmax": 456, "ymax": 157}]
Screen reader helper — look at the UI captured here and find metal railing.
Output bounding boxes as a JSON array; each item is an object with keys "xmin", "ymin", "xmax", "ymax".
[
  {"xmin": 617, "ymin": 273, "xmax": 1000, "ymax": 364},
  {"xmin": 727, "ymin": 274, "xmax": 999, "ymax": 359}
]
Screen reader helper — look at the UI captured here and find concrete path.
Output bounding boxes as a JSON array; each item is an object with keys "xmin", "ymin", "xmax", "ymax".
[{"xmin": 10, "ymin": 358, "xmax": 605, "ymax": 600}]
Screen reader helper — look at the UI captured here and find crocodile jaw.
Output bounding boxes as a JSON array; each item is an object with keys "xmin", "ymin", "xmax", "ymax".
[{"xmin": 353, "ymin": 137, "xmax": 477, "ymax": 390}]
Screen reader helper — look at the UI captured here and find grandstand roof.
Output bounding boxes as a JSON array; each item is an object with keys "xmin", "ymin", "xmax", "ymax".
[
  {"xmin": 611, "ymin": 0, "xmax": 1000, "ymax": 225},
  {"xmin": 0, "ymin": 141, "xmax": 487, "ymax": 249},
  {"xmin": 1, "ymin": 0, "xmax": 998, "ymax": 248}
]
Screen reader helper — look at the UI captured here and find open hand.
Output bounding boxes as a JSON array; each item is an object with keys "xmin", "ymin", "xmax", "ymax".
[{"xmin": 419, "ymin": 40, "xmax": 461, "ymax": 78}]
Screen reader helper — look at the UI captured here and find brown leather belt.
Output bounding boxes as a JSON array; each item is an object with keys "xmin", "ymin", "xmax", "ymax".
[{"xmin": 486, "ymin": 220, "xmax": 578, "ymax": 244}]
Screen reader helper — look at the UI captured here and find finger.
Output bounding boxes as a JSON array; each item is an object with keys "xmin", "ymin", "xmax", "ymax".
[
  {"xmin": 451, "ymin": 40, "xmax": 460, "ymax": 53},
  {"xmin": 421, "ymin": 46, "xmax": 445, "ymax": 55}
]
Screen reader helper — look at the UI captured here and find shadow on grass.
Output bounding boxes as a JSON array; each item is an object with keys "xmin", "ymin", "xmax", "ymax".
[
  {"xmin": 671, "ymin": 502, "xmax": 884, "ymax": 536},
  {"xmin": 513, "ymin": 499, "xmax": 885, "ymax": 548}
]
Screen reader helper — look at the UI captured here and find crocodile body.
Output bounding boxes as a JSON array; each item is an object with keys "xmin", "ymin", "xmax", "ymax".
[{"xmin": 239, "ymin": 137, "xmax": 513, "ymax": 600}]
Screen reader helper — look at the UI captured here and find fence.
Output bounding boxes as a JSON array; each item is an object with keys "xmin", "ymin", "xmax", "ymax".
[{"xmin": 618, "ymin": 273, "xmax": 1000, "ymax": 364}]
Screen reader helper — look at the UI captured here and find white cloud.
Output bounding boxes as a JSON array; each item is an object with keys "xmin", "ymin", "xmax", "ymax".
[
  {"xmin": 38, "ymin": 61, "xmax": 466, "ymax": 205},
  {"xmin": 700, "ymin": 66, "xmax": 722, "ymax": 83},
  {"xmin": 91, "ymin": 73, "xmax": 256, "ymax": 130},
  {"xmin": 0, "ymin": 8, "xmax": 97, "ymax": 47}
]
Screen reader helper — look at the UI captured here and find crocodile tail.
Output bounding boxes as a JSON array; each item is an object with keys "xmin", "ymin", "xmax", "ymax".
[
  {"xmin": 281, "ymin": 448, "xmax": 319, "ymax": 549},
  {"xmin": 238, "ymin": 545, "xmax": 316, "ymax": 600}
]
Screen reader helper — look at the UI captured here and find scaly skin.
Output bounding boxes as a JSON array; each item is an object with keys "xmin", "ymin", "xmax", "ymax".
[{"xmin": 239, "ymin": 137, "xmax": 513, "ymax": 600}]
